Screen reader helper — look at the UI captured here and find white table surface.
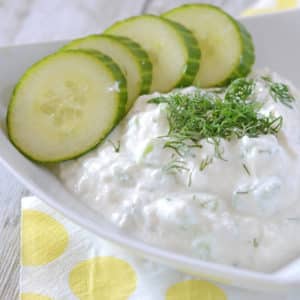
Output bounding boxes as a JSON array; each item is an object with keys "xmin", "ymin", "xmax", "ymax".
[{"xmin": 0, "ymin": 1, "xmax": 257, "ymax": 299}]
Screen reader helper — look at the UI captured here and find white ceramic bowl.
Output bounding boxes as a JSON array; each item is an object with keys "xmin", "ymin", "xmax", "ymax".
[{"xmin": 1, "ymin": 9, "xmax": 300, "ymax": 292}]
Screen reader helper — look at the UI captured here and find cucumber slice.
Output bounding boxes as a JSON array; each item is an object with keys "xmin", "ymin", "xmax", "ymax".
[
  {"xmin": 163, "ymin": 4, "xmax": 255, "ymax": 87},
  {"xmin": 105, "ymin": 15, "xmax": 200, "ymax": 93},
  {"xmin": 62, "ymin": 34, "xmax": 152, "ymax": 111},
  {"xmin": 7, "ymin": 50, "xmax": 127, "ymax": 163}
]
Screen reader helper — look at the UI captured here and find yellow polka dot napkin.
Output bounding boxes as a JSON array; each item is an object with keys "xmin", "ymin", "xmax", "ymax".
[
  {"xmin": 242, "ymin": 0, "xmax": 299, "ymax": 16},
  {"xmin": 21, "ymin": 196, "xmax": 298, "ymax": 300}
]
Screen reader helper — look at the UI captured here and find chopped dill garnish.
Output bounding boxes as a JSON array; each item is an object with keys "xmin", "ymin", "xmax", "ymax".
[
  {"xmin": 262, "ymin": 76, "xmax": 295, "ymax": 108},
  {"xmin": 236, "ymin": 190, "xmax": 250, "ymax": 195},
  {"xmin": 224, "ymin": 78, "xmax": 254, "ymax": 102},
  {"xmin": 187, "ymin": 171, "xmax": 193, "ymax": 187},
  {"xmin": 242, "ymin": 163, "xmax": 251, "ymax": 176},
  {"xmin": 207, "ymin": 137, "xmax": 226, "ymax": 161},
  {"xmin": 142, "ymin": 142, "xmax": 154, "ymax": 157},
  {"xmin": 199, "ymin": 156, "xmax": 213, "ymax": 171},
  {"xmin": 162, "ymin": 157, "xmax": 189, "ymax": 174},
  {"xmin": 149, "ymin": 78, "xmax": 283, "ymax": 170},
  {"xmin": 108, "ymin": 139, "xmax": 120, "ymax": 153}
]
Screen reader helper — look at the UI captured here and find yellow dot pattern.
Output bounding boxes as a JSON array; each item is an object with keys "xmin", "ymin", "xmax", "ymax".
[
  {"xmin": 243, "ymin": 0, "xmax": 298, "ymax": 16},
  {"xmin": 22, "ymin": 210, "xmax": 69, "ymax": 266},
  {"xmin": 21, "ymin": 292, "xmax": 52, "ymax": 300},
  {"xmin": 166, "ymin": 280, "xmax": 227, "ymax": 300},
  {"xmin": 277, "ymin": 0, "xmax": 297, "ymax": 10},
  {"xmin": 69, "ymin": 256, "xmax": 137, "ymax": 300}
]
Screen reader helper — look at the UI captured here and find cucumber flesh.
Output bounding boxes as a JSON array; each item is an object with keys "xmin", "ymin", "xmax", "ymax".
[
  {"xmin": 62, "ymin": 34, "xmax": 152, "ymax": 112},
  {"xmin": 7, "ymin": 50, "xmax": 127, "ymax": 162},
  {"xmin": 163, "ymin": 4, "xmax": 255, "ymax": 87},
  {"xmin": 105, "ymin": 15, "xmax": 200, "ymax": 93}
]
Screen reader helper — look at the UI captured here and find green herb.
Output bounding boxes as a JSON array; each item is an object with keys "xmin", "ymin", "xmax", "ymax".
[
  {"xmin": 149, "ymin": 77, "xmax": 284, "ymax": 172},
  {"xmin": 242, "ymin": 163, "xmax": 251, "ymax": 176},
  {"xmin": 162, "ymin": 139, "xmax": 191, "ymax": 156},
  {"xmin": 224, "ymin": 78, "xmax": 254, "ymax": 102},
  {"xmin": 235, "ymin": 184, "xmax": 257, "ymax": 195},
  {"xmin": 142, "ymin": 142, "xmax": 154, "ymax": 157},
  {"xmin": 199, "ymin": 156, "xmax": 213, "ymax": 171},
  {"xmin": 193, "ymin": 195, "xmax": 218, "ymax": 211},
  {"xmin": 236, "ymin": 190, "xmax": 250, "ymax": 195},
  {"xmin": 149, "ymin": 79, "xmax": 282, "ymax": 161},
  {"xmin": 253, "ymin": 238, "xmax": 259, "ymax": 248},
  {"xmin": 207, "ymin": 137, "xmax": 226, "ymax": 161},
  {"xmin": 162, "ymin": 157, "xmax": 189, "ymax": 174},
  {"xmin": 270, "ymin": 83, "xmax": 295, "ymax": 108},
  {"xmin": 108, "ymin": 139, "xmax": 120, "ymax": 152},
  {"xmin": 262, "ymin": 76, "xmax": 295, "ymax": 108},
  {"xmin": 187, "ymin": 171, "xmax": 193, "ymax": 187}
]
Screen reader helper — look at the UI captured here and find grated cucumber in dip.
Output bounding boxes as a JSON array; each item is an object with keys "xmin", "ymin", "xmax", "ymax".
[{"xmin": 58, "ymin": 71, "xmax": 300, "ymax": 272}]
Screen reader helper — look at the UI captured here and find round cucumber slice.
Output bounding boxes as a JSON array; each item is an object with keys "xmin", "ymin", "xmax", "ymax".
[
  {"xmin": 62, "ymin": 34, "xmax": 152, "ymax": 111},
  {"xmin": 105, "ymin": 15, "xmax": 200, "ymax": 93},
  {"xmin": 7, "ymin": 50, "xmax": 127, "ymax": 163},
  {"xmin": 163, "ymin": 4, "xmax": 255, "ymax": 87}
]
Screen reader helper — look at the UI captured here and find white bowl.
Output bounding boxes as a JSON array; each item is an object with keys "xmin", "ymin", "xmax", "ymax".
[{"xmin": 1, "ymin": 9, "xmax": 300, "ymax": 292}]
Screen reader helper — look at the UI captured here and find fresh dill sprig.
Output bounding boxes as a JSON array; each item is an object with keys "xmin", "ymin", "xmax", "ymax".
[
  {"xmin": 187, "ymin": 171, "xmax": 193, "ymax": 187},
  {"xmin": 149, "ymin": 80, "xmax": 282, "ymax": 158},
  {"xmin": 162, "ymin": 157, "xmax": 189, "ymax": 174},
  {"xmin": 199, "ymin": 156, "xmax": 213, "ymax": 171},
  {"xmin": 236, "ymin": 190, "xmax": 250, "ymax": 195},
  {"xmin": 224, "ymin": 78, "xmax": 254, "ymax": 102},
  {"xmin": 207, "ymin": 137, "xmax": 226, "ymax": 161},
  {"xmin": 242, "ymin": 163, "xmax": 251, "ymax": 176},
  {"xmin": 149, "ymin": 77, "xmax": 286, "ymax": 172},
  {"xmin": 261, "ymin": 76, "xmax": 295, "ymax": 108},
  {"xmin": 108, "ymin": 139, "xmax": 120, "ymax": 153}
]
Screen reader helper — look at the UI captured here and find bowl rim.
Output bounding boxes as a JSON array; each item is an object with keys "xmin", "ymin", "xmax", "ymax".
[{"xmin": 1, "ymin": 7, "xmax": 300, "ymax": 292}]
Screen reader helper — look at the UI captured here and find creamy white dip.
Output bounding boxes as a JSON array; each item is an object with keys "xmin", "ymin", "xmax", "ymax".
[{"xmin": 58, "ymin": 71, "xmax": 300, "ymax": 272}]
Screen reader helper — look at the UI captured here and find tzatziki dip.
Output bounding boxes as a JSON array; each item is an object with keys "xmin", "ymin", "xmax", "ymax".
[{"xmin": 58, "ymin": 71, "xmax": 300, "ymax": 272}]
